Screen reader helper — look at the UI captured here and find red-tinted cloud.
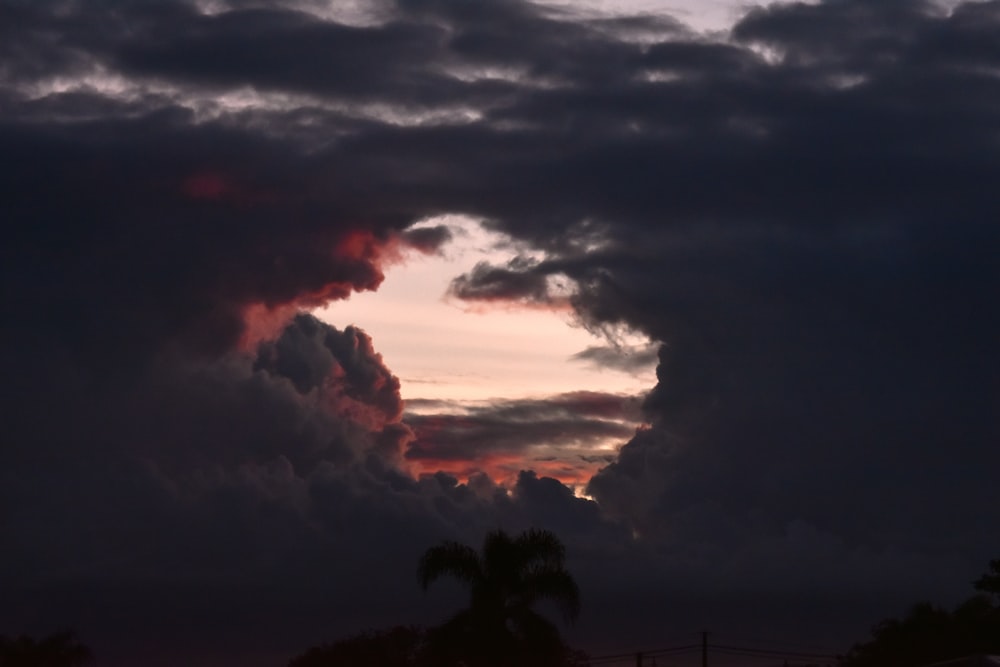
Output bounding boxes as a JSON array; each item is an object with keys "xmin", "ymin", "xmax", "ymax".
[
  {"xmin": 239, "ymin": 227, "xmax": 454, "ymax": 349},
  {"xmin": 183, "ymin": 171, "xmax": 230, "ymax": 199},
  {"xmin": 182, "ymin": 170, "xmax": 278, "ymax": 206}
]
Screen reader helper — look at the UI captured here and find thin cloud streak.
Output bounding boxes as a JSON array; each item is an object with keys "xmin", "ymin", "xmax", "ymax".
[{"xmin": 404, "ymin": 391, "xmax": 644, "ymax": 485}]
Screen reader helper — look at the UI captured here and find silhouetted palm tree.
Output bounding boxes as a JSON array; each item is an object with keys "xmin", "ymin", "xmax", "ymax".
[{"xmin": 418, "ymin": 528, "xmax": 581, "ymax": 667}]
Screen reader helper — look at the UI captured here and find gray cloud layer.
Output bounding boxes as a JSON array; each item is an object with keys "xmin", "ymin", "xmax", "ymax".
[{"xmin": 2, "ymin": 0, "xmax": 998, "ymax": 663}]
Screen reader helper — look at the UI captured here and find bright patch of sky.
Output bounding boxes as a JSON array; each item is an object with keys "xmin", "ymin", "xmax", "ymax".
[{"xmin": 315, "ymin": 217, "xmax": 656, "ymax": 405}]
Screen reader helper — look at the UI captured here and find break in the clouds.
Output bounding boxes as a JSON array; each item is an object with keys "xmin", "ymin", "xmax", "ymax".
[
  {"xmin": 2, "ymin": 0, "xmax": 999, "ymax": 664},
  {"xmin": 404, "ymin": 391, "xmax": 643, "ymax": 485}
]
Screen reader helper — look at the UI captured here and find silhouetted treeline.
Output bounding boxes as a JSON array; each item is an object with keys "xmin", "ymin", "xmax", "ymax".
[
  {"xmin": 290, "ymin": 529, "xmax": 590, "ymax": 667},
  {"xmin": 0, "ymin": 631, "xmax": 93, "ymax": 667},
  {"xmin": 840, "ymin": 560, "xmax": 1000, "ymax": 667},
  {"xmin": 288, "ymin": 625, "xmax": 589, "ymax": 667},
  {"xmin": 288, "ymin": 626, "xmax": 425, "ymax": 667}
]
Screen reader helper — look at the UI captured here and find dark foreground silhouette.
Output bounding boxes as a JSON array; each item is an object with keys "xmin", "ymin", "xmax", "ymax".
[
  {"xmin": 290, "ymin": 528, "xmax": 588, "ymax": 667},
  {"xmin": 291, "ymin": 553, "xmax": 1000, "ymax": 667},
  {"xmin": 0, "ymin": 631, "xmax": 93, "ymax": 667},
  {"xmin": 840, "ymin": 559, "xmax": 1000, "ymax": 667},
  {"xmin": 288, "ymin": 626, "xmax": 425, "ymax": 667}
]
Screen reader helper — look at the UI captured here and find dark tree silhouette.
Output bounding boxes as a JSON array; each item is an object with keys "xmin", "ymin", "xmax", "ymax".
[
  {"xmin": 418, "ymin": 528, "xmax": 583, "ymax": 667},
  {"xmin": 287, "ymin": 626, "xmax": 424, "ymax": 667},
  {"xmin": 973, "ymin": 559, "xmax": 1000, "ymax": 601},
  {"xmin": 0, "ymin": 631, "xmax": 93, "ymax": 667},
  {"xmin": 840, "ymin": 560, "xmax": 1000, "ymax": 667}
]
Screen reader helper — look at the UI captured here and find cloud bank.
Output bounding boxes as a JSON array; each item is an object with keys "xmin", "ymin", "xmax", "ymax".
[{"xmin": 2, "ymin": 0, "xmax": 998, "ymax": 663}]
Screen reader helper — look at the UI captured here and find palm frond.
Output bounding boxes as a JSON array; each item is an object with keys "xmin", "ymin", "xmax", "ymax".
[
  {"xmin": 973, "ymin": 558, "xmax": 1000, "ymax": 596},
  {"xmin": 482, "ymin": 529, "xmax": 520, "ymax": 582},
  {"xmin": 417, "ymin": 541, "xmax": 482, "ymax": 590},
  {"xmin": 515, "ymin": 528, "xmax": 566, "ymax": 567},
  {"xmin": 521, "ymin": 568, "xmax": 581, "ymax": 623}
]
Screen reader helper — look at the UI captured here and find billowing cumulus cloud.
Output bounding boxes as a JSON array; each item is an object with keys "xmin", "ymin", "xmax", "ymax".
[{"xmin": 2, "ymin": 0, "xmax": 999, "ymax": 664}]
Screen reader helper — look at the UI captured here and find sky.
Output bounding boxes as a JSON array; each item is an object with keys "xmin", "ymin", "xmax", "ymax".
[
  {"xmin": 1, "ymin": 0, "xmax": 999, "ymax": 665},
  {"xmin": 316, "ymin": 215, "xmax": 656, "ymax": 404},
  {"xmin": 316, "ymin": 215, "xmax": 656, "ymax": 486}
]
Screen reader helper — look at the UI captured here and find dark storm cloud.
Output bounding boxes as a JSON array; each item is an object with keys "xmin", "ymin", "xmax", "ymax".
[
  {"xmin": 107, "ymin": 7, "xmax": 483, "ymax": 107},
  {"xmin": 400, "ymin": 224, "xmax": 453, "ymax": 253},
  {"xmin": 570, "ymin": 342, "xmax": 660, "ymax": 373},
  {"xmin": 430, "ymin": 0, "xmax": 1000, "ymax": 632},
  {"xmin": 570, "ymin": 3, "xmax": 1000, "ymax": 563},
  {"xmin": 2, "ymin": 313, "xmax": 619, "ymax": 663},
  {"xmin": 255, "ymin": 313, "xmax": 404, "ymax": 423},
  {"xmin": 2, "ymin": 0, "xmax": 999, "ymax": 663},
  {"xmin": 447, "ymin": 256, "xmax": 557, "ymax": 304},
  {"xmin": 3, "ymin": 313, "xmax": 411, "ymax": 578}
]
